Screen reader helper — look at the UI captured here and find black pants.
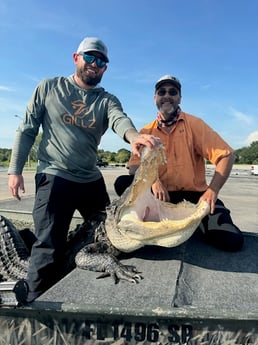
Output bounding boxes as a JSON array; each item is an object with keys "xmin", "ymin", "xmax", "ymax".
[
  {"xmin": 114, "ymin": 175, "xmax": 244, "ymax": 252},
  {"xmin": 27, "ymin": 173, "xmax": 110, "ymax": 302}
]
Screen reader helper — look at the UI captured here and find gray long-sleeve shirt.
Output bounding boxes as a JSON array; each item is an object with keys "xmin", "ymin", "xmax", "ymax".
[{"xmin": 8, "ymin": 76, "xmax": 136, "ymax": 182}]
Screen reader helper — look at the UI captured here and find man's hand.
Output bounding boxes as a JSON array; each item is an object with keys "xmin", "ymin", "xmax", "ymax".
[
  {"xmin": 125, "ymin": 129, "xmax": 161, "ymax": 157},
  {"xmin": 199, "ymin": 188, "xmax": 218, "ymax": 214},
  {"xmin": 152, "ymin": 179, "xmax": 170, "ymax": 202},
  {"xmin": 8, "ymin": 174, "xmax": 25, "ymax": 200},
  {"xmin": 200, "ymin": 154, "xmax": 235, "ymax": 214}
]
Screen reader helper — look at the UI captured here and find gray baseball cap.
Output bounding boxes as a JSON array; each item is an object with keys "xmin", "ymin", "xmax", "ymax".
[
  {"xmin": 155, "ymin": 75, "xmax": 181, "ymax": 91},
  {"xmin": 76, "ymin": 37, "xmax": 109, "ymax": 62}
]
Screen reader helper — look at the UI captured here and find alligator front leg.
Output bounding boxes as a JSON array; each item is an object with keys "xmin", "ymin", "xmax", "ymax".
[{"xmin": 75, "ymin": 249, "xmax": 142, "ymax": 284}]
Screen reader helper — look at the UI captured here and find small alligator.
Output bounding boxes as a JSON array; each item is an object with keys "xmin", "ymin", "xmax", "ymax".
[{"xmin": 0, "ymin": 143, "xmax": 210, "ymax": 287}]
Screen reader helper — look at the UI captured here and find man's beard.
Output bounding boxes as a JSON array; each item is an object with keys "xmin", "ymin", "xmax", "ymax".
[
  {"xmin": 158, "ymin": 104, "xmax": 177, "ymax": 118},
  {"xmin": 76, "ymin": 67, "xmax": 102, "ymax": 86}
]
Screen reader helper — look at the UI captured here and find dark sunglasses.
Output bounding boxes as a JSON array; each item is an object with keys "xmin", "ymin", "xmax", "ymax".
[
  {"xmin": 157, "ymin": 88, "xmax": 179, "ymax": 96},
  {"xmin": 79, "ymin": 52, "xmax": 107, "ymax": 68}
]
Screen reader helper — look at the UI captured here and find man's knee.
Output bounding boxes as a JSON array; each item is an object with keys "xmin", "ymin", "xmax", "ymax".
[
  {"xmin": 199, "ymin": 206, "xmax": 244, "ymax": 251},
  {"xmin": 114, "ymin": 175, "xmax": 134, "ymax": 196}
]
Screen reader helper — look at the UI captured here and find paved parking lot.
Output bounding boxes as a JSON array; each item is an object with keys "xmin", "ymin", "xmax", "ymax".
[{"xmin": 0, "ymin": 166, "xmax": 257, "ymax": 232}]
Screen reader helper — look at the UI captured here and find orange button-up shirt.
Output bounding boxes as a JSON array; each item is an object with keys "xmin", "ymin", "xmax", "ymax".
[{"xmin": 128, "ymin": 111, "xmax": 233, "ymax": 192}]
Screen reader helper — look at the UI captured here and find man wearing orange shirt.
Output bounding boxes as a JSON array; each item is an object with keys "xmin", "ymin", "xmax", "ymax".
[{"xmin": 114, "ymin": 74, "xmax": 243, "ymax": 251}]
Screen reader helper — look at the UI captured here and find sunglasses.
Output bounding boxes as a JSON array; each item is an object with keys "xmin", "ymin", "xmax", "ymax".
[
  {"xmin": 79, "ymin": 52, "xmax": 107, "ymax": 68},
  {"xmin": 157, "ymin": 88, "xmax": 179, "ymax": 96}
]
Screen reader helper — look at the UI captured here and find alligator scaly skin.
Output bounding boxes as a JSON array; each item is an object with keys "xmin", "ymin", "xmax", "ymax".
[
  {"xmin": 0, "ymin": 213, "xmax": 105, "ymax": 282},
  {"xmin": 0, "ymin": 216, "xmax": 29, "ymax": 281},
  {"xmin": 0, "ymin": 212, "xmax": 109, "ymax": 283},
  {"xmin": 74, "ymin": 220, "xmax": 142, "ymax": 283}
]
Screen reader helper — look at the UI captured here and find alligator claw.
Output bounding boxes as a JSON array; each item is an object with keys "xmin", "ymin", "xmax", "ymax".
[
  {"xmin": 106, "ymin": 264, "xmax": 143, "ymax": 284},
  {"xmin": 75, "ymin": 251, "xmax": 143, "ymax": 283}
]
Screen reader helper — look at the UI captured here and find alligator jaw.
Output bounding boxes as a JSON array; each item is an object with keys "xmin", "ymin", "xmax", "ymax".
[{"xmin": 106, "ymin": 143, "xmax": 210, "ymax": 252}]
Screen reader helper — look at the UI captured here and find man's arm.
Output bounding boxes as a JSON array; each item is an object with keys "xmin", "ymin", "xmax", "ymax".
[
  {"xmin": 209, "ymin": 153, "xmax": 235, "ymax": 192},
  {"xmin": 199, "ymin": 153, "xmax": 235, "ymax": 213},
  {"xmin": 8, "ymin": 131, "xmax": 35, "ymax": 200}
]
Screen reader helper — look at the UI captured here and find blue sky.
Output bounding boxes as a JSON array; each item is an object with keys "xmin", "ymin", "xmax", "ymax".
[{"xmin": 1, "ymin": 0, "xmax": 258, "ymax": 153}]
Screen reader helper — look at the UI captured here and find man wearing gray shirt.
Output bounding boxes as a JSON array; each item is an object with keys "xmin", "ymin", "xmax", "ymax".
[{"xmin": 8, "ymin": 37, "xmax": 158, "ymax": 303}]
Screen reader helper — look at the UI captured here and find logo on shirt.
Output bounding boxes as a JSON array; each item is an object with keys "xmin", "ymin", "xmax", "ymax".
[{"xmin": 62, "ymin": 100, "xmax": 96, "ymax": 128}]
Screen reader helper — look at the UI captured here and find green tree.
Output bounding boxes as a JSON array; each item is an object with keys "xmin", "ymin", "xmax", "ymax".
[
  {"xmin": 97, "ymin": 150, "xmax": 116, "ymax": 163},
  {"xmin": 235, "ymin": 141, "xmax": 258, "ymax": 164},
  {"xmin": 115, "ymin": 148, "xmax": 131, "ymax": 163},
  {"xmin": 0, "ymin": 148, "xmax": 11, "ymax": 164}
]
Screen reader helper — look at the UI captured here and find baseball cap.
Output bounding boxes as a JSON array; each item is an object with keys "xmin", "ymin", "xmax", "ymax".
[
  {"xmin": 76, "ymin": 37, "xmax": 109, "ymax": 62},
  {"xmin": 155, "ymin": 75, "xmax": 181, "ymax": 91}
]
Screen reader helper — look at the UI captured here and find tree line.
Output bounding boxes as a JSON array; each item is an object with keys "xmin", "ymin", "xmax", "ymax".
[
  {"xmin": 1, "ymin": 141, "xmax": 258, "ymax": 167},
  {"xmin": 234, "ymin": 141, "xmax": 258, "ymax": 164},
  {"xmin": 0, "ymin": 146, "xmax": 131, "ymax": 167}
]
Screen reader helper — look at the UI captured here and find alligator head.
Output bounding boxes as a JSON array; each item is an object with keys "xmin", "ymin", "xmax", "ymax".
[{"xmin": 105, "ymin": 142, "xmax": 210, "ymax": 252}]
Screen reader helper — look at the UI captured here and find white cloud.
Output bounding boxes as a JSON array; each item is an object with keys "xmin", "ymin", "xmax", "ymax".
[
  {"xmin": 0, "ymin": 85, "xmax": 12, "ymax": 91},
  {"xmin": 230, "ymin": 107, "xmax": 253, "ymax": 125},
  {"xmin": 245, "ymin": 131, "xmax": 258, "ymax": 145}
]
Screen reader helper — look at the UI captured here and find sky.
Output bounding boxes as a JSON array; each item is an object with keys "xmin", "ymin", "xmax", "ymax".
[{"xmin": 0, "ymin": 0, "xmax": 258, "ymax": 153}]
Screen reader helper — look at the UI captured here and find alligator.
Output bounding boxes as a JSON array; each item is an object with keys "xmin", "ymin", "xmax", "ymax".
[{"xmin": 0, "ymin": 143, "xmax": 210, "ymax": 287}]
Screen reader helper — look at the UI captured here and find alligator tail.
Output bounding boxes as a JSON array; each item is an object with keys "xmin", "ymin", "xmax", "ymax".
[{"xmin": 0, "ymin": 215, "xmax": 29, "ymax": 281}]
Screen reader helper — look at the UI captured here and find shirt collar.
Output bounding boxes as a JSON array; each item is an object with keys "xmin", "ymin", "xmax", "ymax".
[{"xmin": 156, "ymin": 107, "xmax": 181, "ymax": 128}]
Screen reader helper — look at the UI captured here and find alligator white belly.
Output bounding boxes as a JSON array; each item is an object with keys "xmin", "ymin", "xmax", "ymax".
[{"xmin": 106, "ymin": 143, "xmax": 210, "ymax": 252}]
